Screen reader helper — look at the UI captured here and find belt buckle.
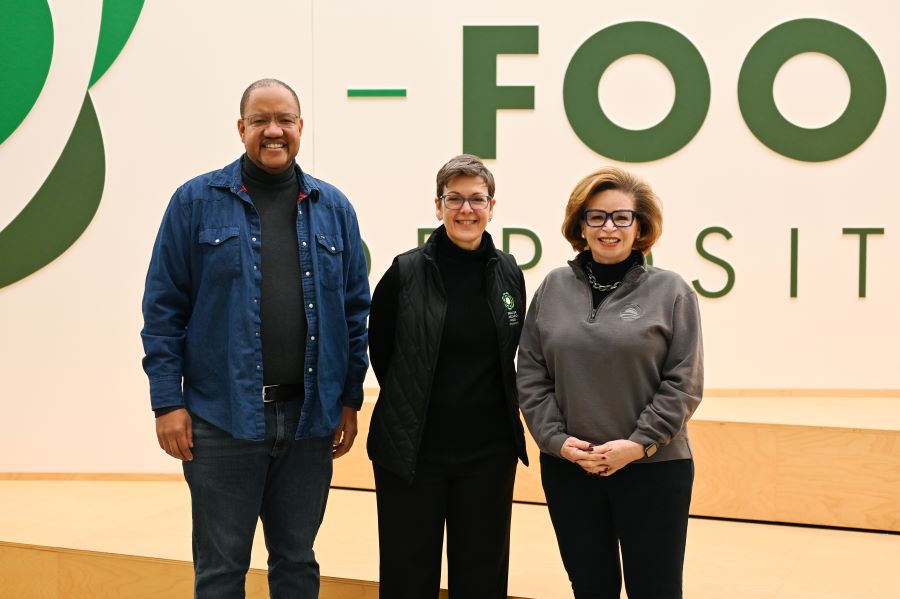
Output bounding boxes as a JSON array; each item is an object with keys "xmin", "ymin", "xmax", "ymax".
[{"xmin": 262, "ymin": 384, "xmax": 277, "ymax": 403}]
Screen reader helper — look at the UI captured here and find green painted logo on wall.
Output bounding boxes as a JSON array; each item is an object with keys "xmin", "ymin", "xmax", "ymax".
[
  {"xmin": 0, "ymin": 0, "xmax": 144, "ymax": 289},
  {"xmin": 463, "ymin": 19, "xmax": 885, "ymax": 162}
]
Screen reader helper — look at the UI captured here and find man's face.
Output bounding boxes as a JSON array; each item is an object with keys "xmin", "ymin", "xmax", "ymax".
[{"xmin": 237, "ymin": 86, "xmax": 303, "ymax": 174}]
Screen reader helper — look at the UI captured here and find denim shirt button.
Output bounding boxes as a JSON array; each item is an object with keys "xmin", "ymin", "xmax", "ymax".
[
  {"xmin": 308, "ymin": 368, "xmax": 313, "ymax": 373},
  {"xmin": 142, "ymin": 159, "xmax": 370, "ymax": 442}
]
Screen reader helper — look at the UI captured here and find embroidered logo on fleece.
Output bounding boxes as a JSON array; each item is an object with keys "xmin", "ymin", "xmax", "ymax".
[
  {"xmin": 502, "ymin": 292, "xmax": 519, "ymax": 325},
  {"xmin": 620, "ymin": 303, "xmax": 643, "ymax": 321}
]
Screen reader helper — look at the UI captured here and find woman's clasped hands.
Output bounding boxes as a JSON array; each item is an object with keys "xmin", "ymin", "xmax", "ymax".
[{"xmin": 560, "ymin": 436, "xmax": 645, "ymax": 477}]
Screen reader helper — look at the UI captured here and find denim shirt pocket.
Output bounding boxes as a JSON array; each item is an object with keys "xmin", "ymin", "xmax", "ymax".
[
  {"xmin": 198, "ymin": 226, "xmax": 241, "ymax": 280},
  {"xmin": 315, "ymin": 232, "xmax": 344, "ymax": 290}
]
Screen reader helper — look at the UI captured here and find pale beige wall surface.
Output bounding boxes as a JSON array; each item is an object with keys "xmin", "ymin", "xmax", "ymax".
[{"xmin": 1, "ymin": 0, "xmax": 898, "ymax": 472}]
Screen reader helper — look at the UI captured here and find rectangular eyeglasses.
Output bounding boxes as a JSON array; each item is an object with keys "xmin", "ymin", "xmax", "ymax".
[
  {"xmin": 583, "ymin": 209, "xmax": 637, "ymax": 228},
  {"xmin": 439, "ymin": 193, "xmax": 492, "ymax": 210}
]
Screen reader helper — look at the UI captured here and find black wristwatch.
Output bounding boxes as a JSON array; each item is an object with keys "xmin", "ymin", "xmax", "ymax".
[{"xmin": 643, "ymin": 442, "xmax": 658, "ymax": 458}]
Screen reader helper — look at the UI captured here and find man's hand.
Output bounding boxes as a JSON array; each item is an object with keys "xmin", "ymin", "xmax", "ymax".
[
  {"xmin": 332, "ymin": 407, "xmax": 358, "ymax": 459},
  {"xmin": 156, "ymin": 408, "xmax": 193, "ymax": 461}
]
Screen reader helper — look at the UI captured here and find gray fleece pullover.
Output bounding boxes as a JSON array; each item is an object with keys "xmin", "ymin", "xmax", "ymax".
[{"xmin": 516, "ymin": 257, "xmax": 703, "ymax": 462}]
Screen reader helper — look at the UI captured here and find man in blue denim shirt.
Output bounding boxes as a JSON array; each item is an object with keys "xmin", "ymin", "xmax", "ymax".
[{"xmin": 141, "ymin": 79, "xmax": 370, "ymax": 599}]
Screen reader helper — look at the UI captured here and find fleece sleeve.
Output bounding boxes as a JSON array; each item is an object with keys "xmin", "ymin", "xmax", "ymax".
[
  {"xmin": 515, "ymin": 281, "xmax": 569, "ymax": 457},
  {"xmin": 629, "ymin": 291, "xmax": 704, "ymax": 448}
]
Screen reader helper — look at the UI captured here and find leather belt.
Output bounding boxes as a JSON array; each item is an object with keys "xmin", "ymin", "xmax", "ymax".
[{"xmin": 262, "ymin": 384, "xmax": 304, "ymax": 403}]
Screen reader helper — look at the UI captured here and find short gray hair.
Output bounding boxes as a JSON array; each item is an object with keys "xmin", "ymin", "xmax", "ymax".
[
  {"xmin": 239, "ymin": 78, "xmax": 301, "ymax": 117},
  {"xmin": 435, "ymin": 154, "xmax": 496, "ymax": 198}
]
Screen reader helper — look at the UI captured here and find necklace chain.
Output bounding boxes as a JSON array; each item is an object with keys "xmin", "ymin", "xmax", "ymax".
[{"xmin": 585, "ymin": 263, "xmax": 622, "ymax": 292}]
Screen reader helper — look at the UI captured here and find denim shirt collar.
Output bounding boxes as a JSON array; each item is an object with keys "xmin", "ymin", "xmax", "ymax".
[{"xmin": 207, "ymin": 156, "xmax": 321, "ymax": 200}]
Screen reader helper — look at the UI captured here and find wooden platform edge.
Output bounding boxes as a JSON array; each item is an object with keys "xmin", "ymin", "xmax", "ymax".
[
  {"xmin": 368, "ymin": 387, "xmax": 900, "ymax": 398},
  {"xmin": 699, "ymin": 388, "xmax": 900, "ymax": 397},
  {"xmin": 0, "ymin": 472, "xmax": 184, "ymax": 481},
  {"xmin": 0, "ymin": 541, "xmax": 532, "ymax": 599}
]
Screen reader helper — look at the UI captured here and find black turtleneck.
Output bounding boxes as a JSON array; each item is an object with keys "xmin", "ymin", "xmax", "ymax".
[
  {"xmin": 421, "ymin": 230, "xmax": 511, "ymax": 463},
  {"xmin": 368, "ymin": 228, "xmax": 513, "ymax": 465},
  {"xmin": 578, "ymin": 250, "xmax": 643, "ymax": 312},
  {"xmin": 242, "ymin": 156, "xmax": 306, "ymax": 387}
]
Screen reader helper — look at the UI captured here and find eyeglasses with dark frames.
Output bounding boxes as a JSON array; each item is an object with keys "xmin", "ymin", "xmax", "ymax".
[
  {"xmin": 241, "ymin": 112, "xmax": 301, "ymax": 129},
  {"xmin": 583, "ymin": 209, "xmax": 637, "ymax": 228},
  {"xmin": 439, "ymin": 193, "xmax": 492, "ymax": 210}
]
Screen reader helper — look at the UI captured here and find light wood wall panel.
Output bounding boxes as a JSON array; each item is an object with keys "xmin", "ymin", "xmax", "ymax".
[
  {"xmin": 774, "ymin": 427, "xmax": 900, "ymax": 530},
  {"xmin": 689, "ymin": 422, "xmax": 900, "ymax": 530},
  {"xmin": 689, "ymin": 422, "xmax": 777, "ymax": 521},
  {"xmin": 335, "ymin": 400, "xmax": 900, "ymax": 531},
  {"xmin": 4, "ymin": 390, "xmax": 897, "ymax": 531},
  {"xmin": 0, "ymin": 544, "xmax": 58, "ymax": 599}
]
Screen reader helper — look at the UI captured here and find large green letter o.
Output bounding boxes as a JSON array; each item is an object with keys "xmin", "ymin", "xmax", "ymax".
[
  {"xmin": 738, "ymin": 19, "xmax": 886, "ymax": 162},
  {"xmin": 563, "ymin": 22, "xmax": 710, "ymax": 162}
]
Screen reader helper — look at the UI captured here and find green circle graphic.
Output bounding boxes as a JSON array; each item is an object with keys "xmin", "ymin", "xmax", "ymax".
[
  {"xmin": 0, "ymin": 0, "xmax": 145, "ymax": 290},
  {"xmin": 563, "ymin": 21, "xmax": 711, "ymax": 162},
  {"xmin": 0, "ymin": 0, "xmax": 53, "ymax": 145},
  {"xmin": 738, "ymin": 19, "xmax": 886, "ymax": 162}
]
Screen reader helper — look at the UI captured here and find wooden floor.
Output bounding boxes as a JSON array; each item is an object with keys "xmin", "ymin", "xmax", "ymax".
[{"xmin": 1, "ymin": 481, "xmax": 898, "ymax": 598}]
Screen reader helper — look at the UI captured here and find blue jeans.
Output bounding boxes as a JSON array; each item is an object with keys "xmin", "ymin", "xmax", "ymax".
[{"xmin": 182, "ymin": 399, "xmax": 333, "ymax": 599}]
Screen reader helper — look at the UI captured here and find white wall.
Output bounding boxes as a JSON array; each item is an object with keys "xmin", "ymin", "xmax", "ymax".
[{"xmin": 1, "ymin": 0, "xmax": 897, "ymax": 472}]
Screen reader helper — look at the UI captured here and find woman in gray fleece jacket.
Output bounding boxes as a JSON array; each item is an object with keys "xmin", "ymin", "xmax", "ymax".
[{"xmin": 517, "ymin": 167, "xmax": 703, "ymax": 599}]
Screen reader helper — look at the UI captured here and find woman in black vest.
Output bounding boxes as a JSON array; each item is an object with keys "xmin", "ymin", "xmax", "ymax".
[{"xmin": 367, "ymin": 154, "xmax": 528, "ymax": 598}]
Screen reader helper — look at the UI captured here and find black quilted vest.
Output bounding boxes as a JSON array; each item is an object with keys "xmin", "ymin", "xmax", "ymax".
[{"xmin": 367, "ymin": 229, "xmax": 529, "ymax": 481}]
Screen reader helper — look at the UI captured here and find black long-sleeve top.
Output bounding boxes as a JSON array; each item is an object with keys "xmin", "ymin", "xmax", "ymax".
[{"xmin": 369, "ymin": 229, "xmax": 514, "ymax": 464}]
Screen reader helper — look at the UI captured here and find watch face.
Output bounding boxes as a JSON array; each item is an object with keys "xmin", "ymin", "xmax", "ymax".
[{"xmin": 645, "ymin": 443, "xmax": 658, "ymax": 458}]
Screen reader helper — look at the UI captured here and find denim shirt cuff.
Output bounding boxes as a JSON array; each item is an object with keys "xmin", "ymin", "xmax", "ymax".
[
  {"xmin": 340, "ymin": 387, "xmax": 364, "ymax": 410},
  {"xmin": 149, "ymin": 377, "xmax": 185, "ymax": 411}
]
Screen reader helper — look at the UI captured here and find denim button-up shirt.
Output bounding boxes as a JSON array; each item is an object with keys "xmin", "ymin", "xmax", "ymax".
[{"xmin": 141, "ymin": 157, "xmax": 370, "ymax": 439}]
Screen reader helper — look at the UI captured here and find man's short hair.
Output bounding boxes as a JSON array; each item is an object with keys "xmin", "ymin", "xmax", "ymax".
[
  {"xmin": 239, "ymin": 78, "xmax": 301, "ymax": 117},
  {"xmin": 435, "ymin": 154, "xmax": 496, "ymax": 198},
  {"xmin": 561, "ymin": 167, "xmax": 663, "ymax": 254}
]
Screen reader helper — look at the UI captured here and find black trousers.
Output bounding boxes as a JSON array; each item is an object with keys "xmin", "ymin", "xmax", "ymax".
[
  {"xmin": 373, "ymin": 451, "xmax": 517, "ymax": 599},
  {"xmin": 541, "ymin": 453, "xmax": 694, "ymax": 599}
]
